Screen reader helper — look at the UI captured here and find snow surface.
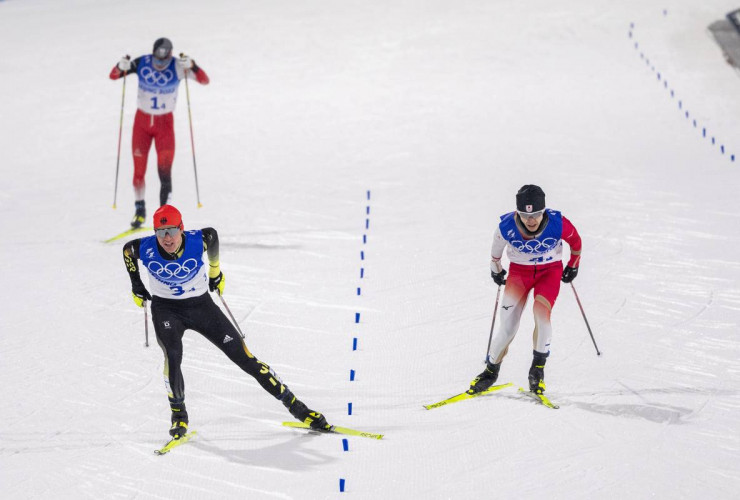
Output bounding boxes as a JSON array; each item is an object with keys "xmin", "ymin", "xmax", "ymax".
[{"xmin": 1, "ymin": 0, "xmax": 740, "ymax": 498}]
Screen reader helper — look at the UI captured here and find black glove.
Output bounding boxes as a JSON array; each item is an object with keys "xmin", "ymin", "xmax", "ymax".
[
  {"xmin": 209, "ymin": 272, "xmax": 225, "ymax": 294},
  {"xmin": 491, "ymin": 269, "xmax": 507, "ymax": 286},
  {"xmin": 561, "ymin": 266, "xmax": 578, "ymax": 283},
  {"xmin": 131, "ymin": 283, "xmax": 152, "ymax": 307}
]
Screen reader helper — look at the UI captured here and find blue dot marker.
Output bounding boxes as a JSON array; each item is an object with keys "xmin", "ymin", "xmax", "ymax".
[
  {"xmin": 357, "ymin": 287, "xmax": 361, "ymax": 296},
  {"xmin": 363, "ymin": 234, "xmax": 367, "ymax": 244},
  {"xmin": 342, "ymin": 438, "xmax": 349, "ymax": 451},
  {"xmin": 348, "ymin": 402, "xmax": 353, "ymax": 415},
  {"xmin": 340, "ymin": 478, "xmax": 346, "ymax": 492},
  {"xmin": 360, "ymin": 268, "xmax": 364, "ymax": 278},
  {"xmin": 350, "ymin": 369, "xmax": 355, "ymax": 381},
  {"xmin": 365, "ymin": 219, "xmax": 369, "ymax": 229},
  {"xmin": 352, "ymin": 337, "xmax": 358, "ymax": 350},
  {"xmin": 361, "ymin": 251, "xmax": 365, "ymax": 260},
  {"xmin": 355, "ymin": 312, "xmax": 360, "ymax": 323}
]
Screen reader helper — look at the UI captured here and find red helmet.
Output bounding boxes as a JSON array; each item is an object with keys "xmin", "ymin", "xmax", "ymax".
[{"xmin": 153, "ymin": 205, "xmax": 183, "ymax": 229}]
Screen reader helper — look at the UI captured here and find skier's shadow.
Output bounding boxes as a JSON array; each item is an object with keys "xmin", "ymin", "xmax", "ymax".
[
  {"xmin": 189, "ymin": 433, "xmax": 336, "ymax": 470},
  {"xmin": 567, "ymin": 401, "xmax": 693, "ymax": 424},
  {"xmin": 561, "ymin": 386, "xmax": 737, "ymax": 424}
]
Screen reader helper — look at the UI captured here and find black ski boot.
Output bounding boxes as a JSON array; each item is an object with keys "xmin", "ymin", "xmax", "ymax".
[
  {"xmin": 281, "ymin": 390, "xmax": 330, "ymax": 431},
  {"xmin": 528, "ymin": 352, "xmax": 548, "ymax": 394},
  {"xmin": 131, "ymin": 200, "xmax": 146, "ymax": 229},
  {"xmin": 168, "ymin": 398, "xmax": 189, "ymax": 439},
  {"xmin": 468, "ymin": 360, "xmax": 501, "ymax": 394}
]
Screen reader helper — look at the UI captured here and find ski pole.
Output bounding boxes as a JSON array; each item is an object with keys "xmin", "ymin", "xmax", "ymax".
[
  {"xmin": 112, "ymin": 58, "xmax": 129, "ymax": 209},
  {"xmin": 181, "ymin": 54, "xmax": 203, "ymax": 208},
  {"xmin": 216, "ymin": 292, "xmax": 246, "ymax": 339},
  {"xmin": 484, "ymin": 285, "xmax": 502, "ymax": 362},
  {"xmin": 144, "ymin": 299, "xmax": 150, "ymax": 348},
  {"xmin": 570, "ymin": 283, "xmax": 601, "ymax": 356}
]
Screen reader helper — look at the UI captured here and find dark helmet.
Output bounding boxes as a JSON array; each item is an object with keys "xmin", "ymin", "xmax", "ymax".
[
  {"xmin": 516, "ymin": 185, "xmax": 546, "ymax": 213},
  {"xmin": 152, "ymin": 37, "xmax": 173, "ymax": 60}
]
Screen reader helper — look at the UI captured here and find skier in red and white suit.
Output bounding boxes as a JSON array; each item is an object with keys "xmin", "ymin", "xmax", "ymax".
[
  {"xmin": 110, "ymin": 38, "xmax": 209, "ymax": 228},
  {"xmin": 468, "ymin": 185, "xmax": 582, "ymax": 395}
]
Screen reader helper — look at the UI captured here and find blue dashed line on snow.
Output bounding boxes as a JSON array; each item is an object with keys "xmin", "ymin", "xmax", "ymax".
[{"xmin": 629, "ymin": 19, "xmax": 735, "ymax": 162}]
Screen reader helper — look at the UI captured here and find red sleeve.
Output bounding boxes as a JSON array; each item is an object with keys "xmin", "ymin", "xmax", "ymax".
[
  {"xmin": 561, "ymin": 216, "xmax": 582, "ymax": 268},
  {"xmin": 109, "ymin": 65, "xmax": 123, "ymax": 80},
  {"xmin": 109, "ymin": 57, "xmax": 139, "ymax": 80},
  {"xmin": 192, "ymin": 63, "xmax": 210, "ymax": 85}
]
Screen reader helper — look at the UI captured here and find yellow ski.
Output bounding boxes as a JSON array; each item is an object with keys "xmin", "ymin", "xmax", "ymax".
[
  {"xmin": 282, "ymin": 422, "xmax": 383, "ymax": 440},
  {"xmin": 424, "ymin": 382, "xmax": 513, "ymax": 410},
  {"xmin": 104, "ymin": 226, "xmax": 153, "ymax": 243},
  {"xmin": 154, "ymin": 430, "xmax": 197, "ymax": 455},
  {"xmin": 518, "ymin": 387, "xmax": 560, "ymax": 409}
]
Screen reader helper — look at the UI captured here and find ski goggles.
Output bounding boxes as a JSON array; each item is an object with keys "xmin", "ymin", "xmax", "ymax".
[
  {"xmin": 155, "ymin": 226, "xmax": 181, "ymax": 238},
  {"xmin": 517, "ymin": 210, "xmax": 545, "ymax": 220}
]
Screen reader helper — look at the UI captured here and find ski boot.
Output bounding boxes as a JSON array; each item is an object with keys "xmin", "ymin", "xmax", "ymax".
[
  {"xmin": 131, "ymin": 200, "xmax": 146, "ymax": 229},
  {"xmin": 528, "ymin": 352, "xmax": 548, "ymax": 395},
  {"xmin": 468, "ymin": 360, "xmax": 501, "ymax": 394},
  {"xmin": 169, "ymin": 398, "xmax": 189, "ymax": 439},
  {"xmin": 281, "ymin": 390, "xmax": 330, "ymax": 431}
]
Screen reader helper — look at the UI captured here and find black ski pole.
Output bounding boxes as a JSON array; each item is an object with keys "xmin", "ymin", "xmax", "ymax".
[
  {"xmin": 217, "ymin": 292, "xmax": 246, "ymax": 339},
  {"xmin": 112, "ymin": 58, "xmax": 129, "ymax": 209},
  {"xmin": 181, "ymin": 54, "xmax": 203, "ymax": 208},
  {"xmin": 144, "ymin": 300, "xmax": 150, "ymax": 348},
  {"xmin": 484, "ymin": 285, "xmax": 502, "ymax": 362},
  {"xmin": 570, "ymin": 283, "xmax": 601, "ymax": 356}
]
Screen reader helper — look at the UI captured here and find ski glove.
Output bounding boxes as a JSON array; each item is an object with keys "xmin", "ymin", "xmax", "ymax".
[
  {"xmin": 177, "ymin": 55, "xmax": 194, "ymax": 71},
  {"xmin": 117, "ymin": 56, "xmax": 131, "ymax": 72},
  {"xmin": 131, "ymin": 284, "xmax": 152, "ymax": 307},
  {"xmin": 561, "ymin": 266, "xmax": 578, "ymax": 283},
  {"xmin": 491, "ymin": 269, "xmax": 507, "ymax": 286},
  {"xmin": 209, "ymin": 272, "xmax": 225, "ymax": 295}
]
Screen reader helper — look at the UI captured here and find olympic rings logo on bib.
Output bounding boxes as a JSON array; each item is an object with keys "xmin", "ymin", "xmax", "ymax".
[
  {"xmin": 147, "ymin": 258, "xmax": 200, "ymax": 281},
  {"xmin": 141, "ymin": 66, "xmax": 174, "ymax": 87},
  {"xmin": 510, "ymin": 237, "xmax": 559, "ymax": 254}
]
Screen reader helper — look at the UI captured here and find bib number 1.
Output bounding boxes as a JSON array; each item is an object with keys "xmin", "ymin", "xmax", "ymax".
[{"xmin": 150, "ymin": 97, "xmax": 166, "ymax": 110}]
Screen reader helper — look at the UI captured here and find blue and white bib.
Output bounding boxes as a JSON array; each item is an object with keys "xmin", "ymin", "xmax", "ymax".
[
  {"xmin": 140, "ymin": 230, "xmax": 208, "ymax": 299},
  {"xmin": 499, "ymin": 209, "xmax": 564, "ymax": 265},
  {"xmin": 136, "ymin": 55, "xmax": 181, "ymax": 115}
]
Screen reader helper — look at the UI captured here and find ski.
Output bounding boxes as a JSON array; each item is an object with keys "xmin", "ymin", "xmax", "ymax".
[
  {"xmin": 154, "ymin": 430, "xmax": 197, "ymax": 455},
  {"xmin": 104, "ymin": 226, "xmax": 153, "ymax": 243},
  {"xmin": 282, "ymin": 422, "xmax": 384, "ymax": 440},
  {"xmin": 424, "ymin": 382, "xmax": 514, "ymax": 410},
  {"xmin": 518, "ymin": 387, "xmax": 559, "ymax": 409}
]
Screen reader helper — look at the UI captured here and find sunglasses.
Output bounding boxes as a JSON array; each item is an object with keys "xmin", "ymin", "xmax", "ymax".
[
  {"xmin": 155, "ymin": 226, "xmax": 181, "ymax": 238},
  {"xmin": 517, "ymin": 210, "xmax": 545, "ymax": 220}
]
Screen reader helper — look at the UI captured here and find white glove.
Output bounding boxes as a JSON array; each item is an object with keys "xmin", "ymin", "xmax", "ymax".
[
  {"xmin": 177, "ymin": 55, "xmax": 193, "ymax": 70},
  {"xmin": 117, "ymin": 57, "xmax": 131, "ymax": 72}
]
